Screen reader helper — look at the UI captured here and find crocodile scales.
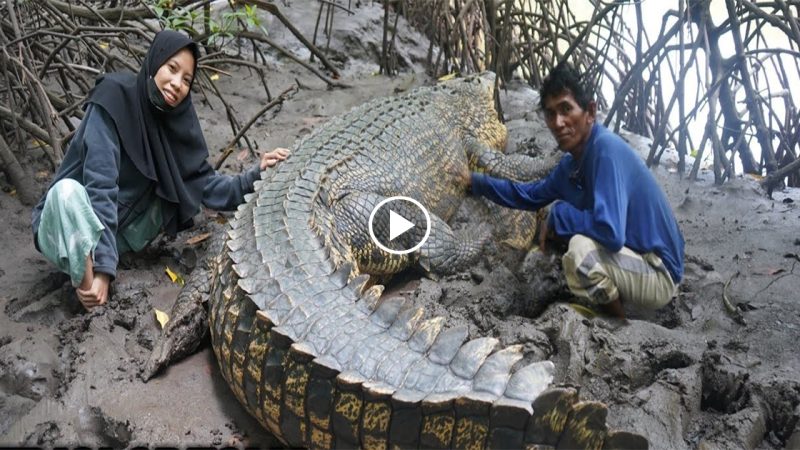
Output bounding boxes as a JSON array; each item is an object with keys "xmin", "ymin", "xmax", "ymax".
[{"xmin": 207, "ymin": 73, "xmax": 646, "ymax": 449}]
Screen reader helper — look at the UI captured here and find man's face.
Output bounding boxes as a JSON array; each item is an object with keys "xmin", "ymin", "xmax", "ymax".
[
  {"xmin": 542, "ymin": 90, "xmax": 596, "ymax": 156},
  {"xmin": 153, "ymin": 47, "xmax": 195, "ymax": 107}
]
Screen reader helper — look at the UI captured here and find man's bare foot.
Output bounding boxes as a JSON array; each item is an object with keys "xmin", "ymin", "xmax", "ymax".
[{"xmin": 601, "ymin": 298, "xmax": 626, "ymax": 320}]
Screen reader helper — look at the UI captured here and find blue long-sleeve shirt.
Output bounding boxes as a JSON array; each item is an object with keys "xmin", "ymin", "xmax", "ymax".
[
  {"xmin": 472, "ymin": 123, "xmax": 684, "ymax": 283},
  {"xmin": 32, "ymin": 104, "xmax": 261, "ymax": 279}
]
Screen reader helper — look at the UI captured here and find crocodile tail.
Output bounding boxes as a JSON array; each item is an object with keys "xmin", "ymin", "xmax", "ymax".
[
  {"xmin": 209, "ymin": 196, "xmax": 644, "ymax": 449},
  {"xmin": 209, "ymin": 249, "xmax": 646, "ymax": 449}
]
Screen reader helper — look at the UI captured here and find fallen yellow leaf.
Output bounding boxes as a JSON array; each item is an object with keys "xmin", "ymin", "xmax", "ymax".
[
  {"xmin": 438, "ymin": 72, "xmax": 457, "ymax": 81},
  {"xmin": 165, "ymin": 266, "xmax": 185, "ymax": 286},
  {"xmin": 98, "ymin": 41, "xmax": 109, "ymax": 50},
  {"xmin": 154, "ymin": 308, "xmax": 170, "ymax": 328},
  {"xmin": 210, "ymin": 73, "xmax": 220, "ymax": 81},
  {"xmin": 301, "ymin": 116, "xmax": 327, "ymax": 126},
  {"xmin": 185, "ymin": 232, "xmax": 211, "ymax": 246},
  {"xmin": 29, "ymin": 138, "xmax": 47, "ymax": 148},
  {"xmin": 568, "ymin": 303, "xmax": 597, "ymax": 319}
]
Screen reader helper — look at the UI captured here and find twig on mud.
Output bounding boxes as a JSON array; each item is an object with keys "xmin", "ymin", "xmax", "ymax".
[
  {"xmin": 753, "ymin": 259, "xmax": 799, "ymax": 298},
  {"xmin": 237, "ymin": 31, "xmax": 350, "ymax": 88},
  {"xmin": 0, "ymin": 134, "xmax": 38, "ymax": 204},
  {"xmin": 0, "ymin": 105, "xmax": 52, "ymax": 146},
  {"xmin": 720, "ymin": 352, "xmax": 762, "ymax": 369},
  {"xmin": 722, "ymin": 271, "xmax": 746, "ymax": 326},
  {"xmin": 239, "ymin": 0, "xmax": 342, "ymax": 79},
  {"xmin": 762, "ymin": 158, "xmax": 800, "ymax": 196},
  {"xmin": 199, "ymin": 70, "xmax": 255, "ymax": 155},
  {"xmin": 214, "ymin": 85, "xmax": 298, "ymax": 170},
  {"xmin": 199, "ymin": 58, "xmax": 271, "ymax": 99}
]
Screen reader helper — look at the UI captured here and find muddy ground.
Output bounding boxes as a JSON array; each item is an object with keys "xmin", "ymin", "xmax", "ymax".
[{"xmin": 1, "ymin": 1, "xmax": 800, "ymax": 448}]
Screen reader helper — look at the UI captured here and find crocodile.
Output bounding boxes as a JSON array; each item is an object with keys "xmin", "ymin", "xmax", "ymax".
[{"xmin": 200, "ymin": 72, "xmax": 647, "ymax": 449}]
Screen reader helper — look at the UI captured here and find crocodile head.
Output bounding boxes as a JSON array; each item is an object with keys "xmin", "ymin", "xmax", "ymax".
[{"xmin": 434, "ymin": 71, "xmax": 508, "ymax": 153}]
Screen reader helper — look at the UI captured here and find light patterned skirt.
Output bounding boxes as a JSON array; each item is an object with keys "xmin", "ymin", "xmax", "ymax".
[{"xmin": 36, "ymin": 178, "xmax": 104, "ymax": 286}]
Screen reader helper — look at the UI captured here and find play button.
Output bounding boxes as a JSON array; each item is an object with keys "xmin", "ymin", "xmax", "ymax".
[
  {"xmin": 368, "ymin": 196, "xmax": 431, "ymax": 255},
  {"xmin": 389, "ymin": 210, "xmax": 415, "ymax": 241}
]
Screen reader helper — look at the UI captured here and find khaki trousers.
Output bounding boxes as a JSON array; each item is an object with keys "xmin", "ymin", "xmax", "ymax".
[{"xmin": 562, "ymin": 234, "xmax": 676, "ymax": 310}]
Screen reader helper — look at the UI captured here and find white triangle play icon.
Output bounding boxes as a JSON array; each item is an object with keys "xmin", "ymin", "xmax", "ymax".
[
  {"xmin": 368, "ymin": 196, "xmax": 431, "ymax": 255},
  {"xmin": 389, "ymin": 210, "xmax": 415, "ymax": 241}
]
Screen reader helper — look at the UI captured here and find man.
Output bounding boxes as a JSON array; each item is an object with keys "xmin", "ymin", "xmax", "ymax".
[{"xmin": 465, "ymin": 64, "xmax": 684, "ymax": 319}]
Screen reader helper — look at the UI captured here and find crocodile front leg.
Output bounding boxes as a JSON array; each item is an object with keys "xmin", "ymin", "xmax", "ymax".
[
  {"xmin": 332, "ymin": 190, "xmax": 487, "ymax": 276},
  {"xmin": 466, "ymin": 137, "xmax": 555, "ymax": 182},
  {"xmin": 464, "ymin": 138, "xmax": 560, "ymax": 249}
]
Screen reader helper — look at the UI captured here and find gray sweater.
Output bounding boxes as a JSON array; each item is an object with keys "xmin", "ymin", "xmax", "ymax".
[{"xmin": 32, "ymin": 104, "xmax": 261, "ymax": 279}]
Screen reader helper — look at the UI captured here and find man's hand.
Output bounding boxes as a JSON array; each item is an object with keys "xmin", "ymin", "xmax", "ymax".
[
  {"xmin": 76, "ymin": 273, "xmax": 111, "ymax": 310},
  {"xmin": 537, "ymin": 209, "xmax": 554, "ymax": 252},
  {"xmin": 538, "ymin": 217, "xmax": 549, "ymax": 252},
  {"xmin": 260, "ymin": 147, "xmax": 290, "ymax": 170},
  {"xmin": 451, "ymin": 163, "xmax": 472, "ymax": 190}
]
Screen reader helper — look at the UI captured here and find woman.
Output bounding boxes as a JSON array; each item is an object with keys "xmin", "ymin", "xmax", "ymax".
[{"xmin": 31, "ymin": 30, "xmax": 288, "ymax": 310}]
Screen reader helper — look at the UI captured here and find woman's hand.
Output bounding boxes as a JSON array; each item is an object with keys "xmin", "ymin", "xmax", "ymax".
[
  {"xmin": 76, "ymin": 273, "xmax": 111, "ymax": 309},
  {"xmin": 260, "ymin": 147, "xmax": 290, "ymax": 170}
]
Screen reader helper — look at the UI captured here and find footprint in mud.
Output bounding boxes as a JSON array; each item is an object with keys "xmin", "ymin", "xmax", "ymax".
[
  {"xmin": 22, "ymin": 421, "xmax": 62, "ymax": 446},
  {"xmin": 757, "ymin": 380, "xmax": 800, "ymax": 447},
  {"xmin": 0, "ymin": 356, "xmax": 58, "ymax": 436},
  {"xmin": 0, "ymin": 359, "xmax": 55, "ymax": 402},
  {"xmin": 75, "ymin": 406, "xmax": 134, "ymax": 447},
  {"xmin": 5, "ymin": 273, "xmax": 81, "ymax": 325},
  {"xmin": 701, "ymin": 354, "xmax": 751, "ymax": 414},
  {"xmin": 693, "ymin": 353, "xmax": 798, "ymax": 448}
]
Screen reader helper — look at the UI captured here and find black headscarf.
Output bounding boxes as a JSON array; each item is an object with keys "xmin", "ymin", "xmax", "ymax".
[{"xmin": 87, "ymin": 30, "xmax": 208, "ymax": 234}]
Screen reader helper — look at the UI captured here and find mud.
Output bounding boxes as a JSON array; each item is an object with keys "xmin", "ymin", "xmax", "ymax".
[{"xmin": 1, "ymin": 0, "xmax": 800, "ymax": 448}]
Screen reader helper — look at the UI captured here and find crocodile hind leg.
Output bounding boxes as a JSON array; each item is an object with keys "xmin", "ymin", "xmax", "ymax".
[{"xmin": 331, "ymin": 190, "xmax": 487, "ymax": 276}]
